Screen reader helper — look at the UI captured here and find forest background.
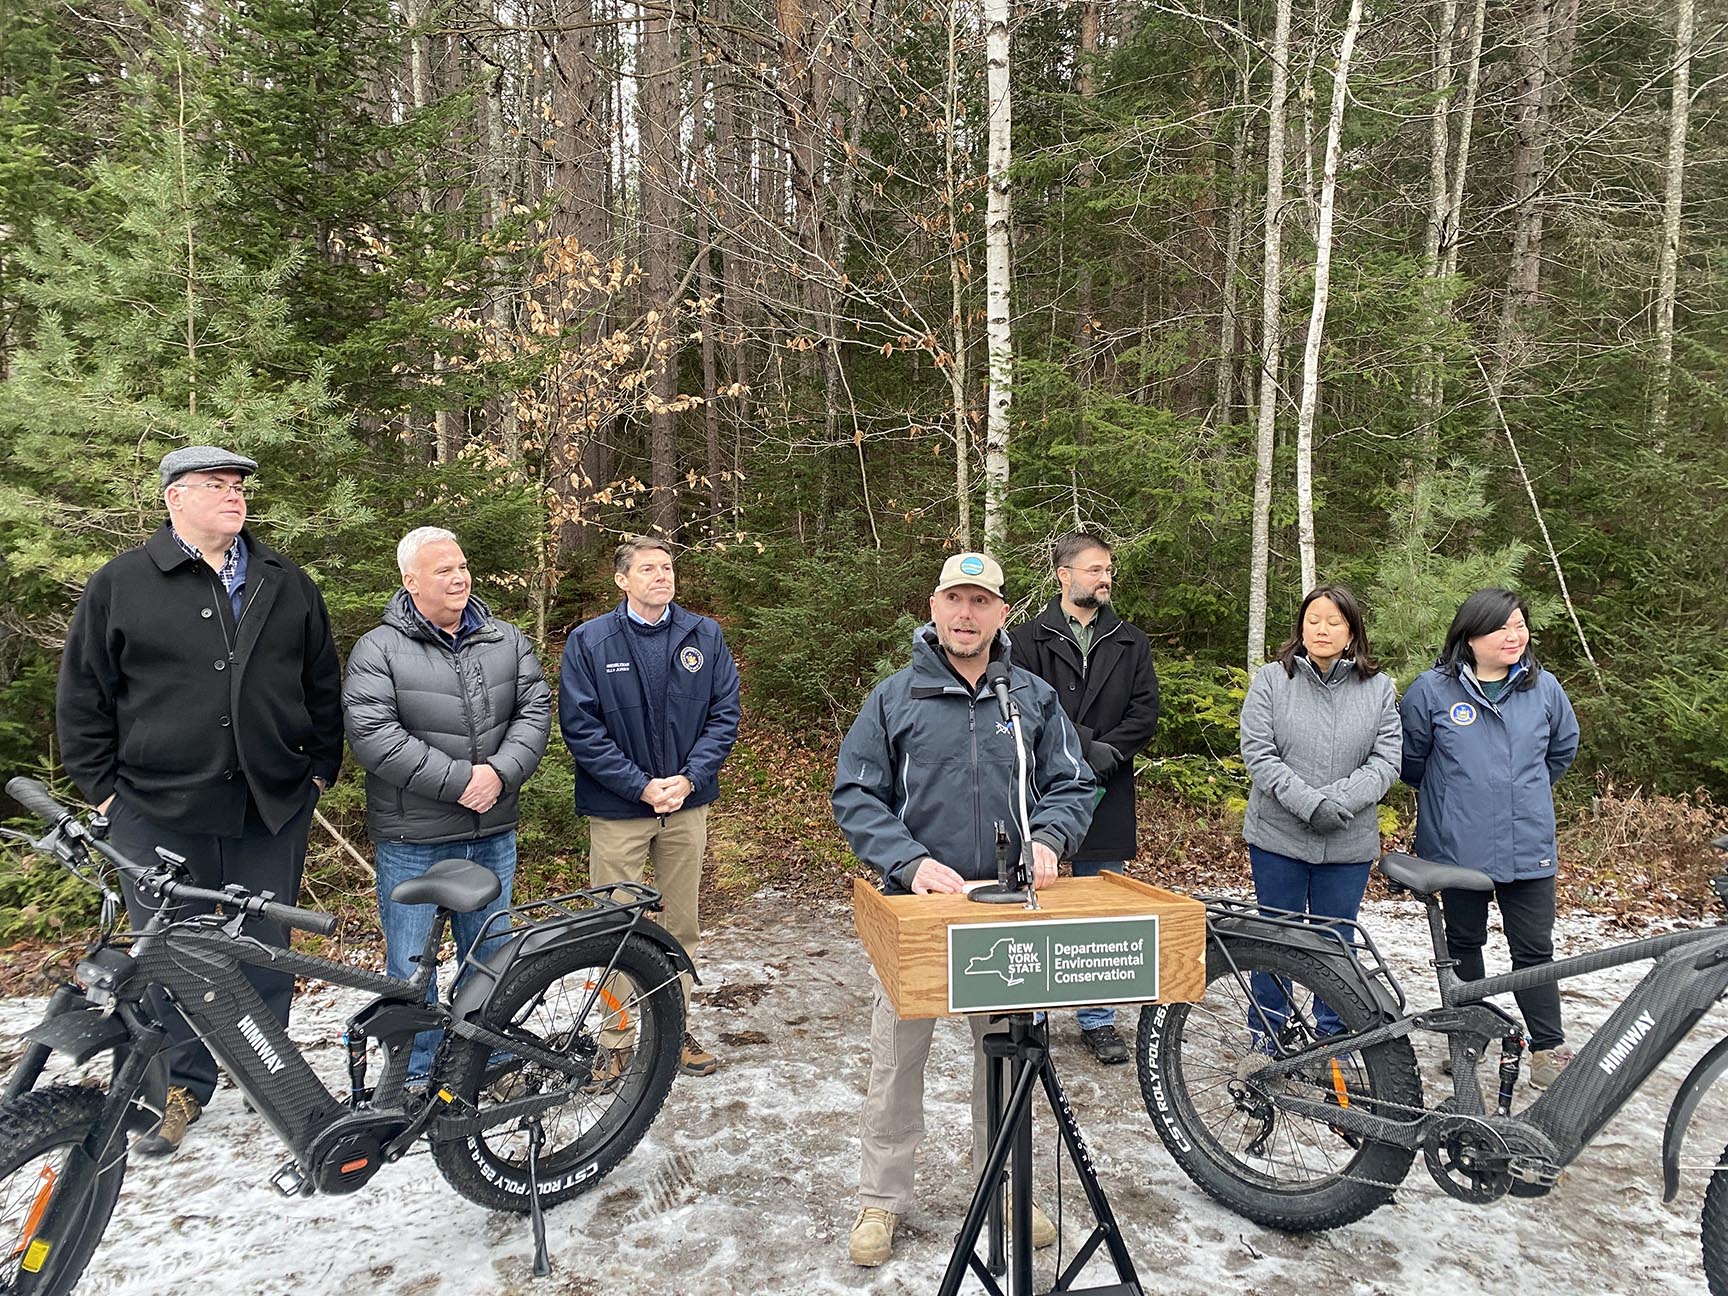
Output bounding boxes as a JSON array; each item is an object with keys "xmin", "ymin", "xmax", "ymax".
[{"xmin": 2, "ymin": 0, "xmax": 1726, "ymax": 944}]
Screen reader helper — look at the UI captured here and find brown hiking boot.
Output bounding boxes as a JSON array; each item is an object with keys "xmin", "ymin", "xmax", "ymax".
[
  {"xmin": 848, "ymin": 1207, "xmax": 899, "ymax": 1266},
  {"xmin": 582, "ymin": 1044, "xmax": 634, "ymax": 1095},
  {"xmin": 679, "ymin": 1031, "xmax": 718, "ymax": 1077},
  {"xmin": 136, "ymin": 1086, "xmax": 201, "ymax": 1156},
  {"xmin": 1529, "ymin": 1045, "xmax": 1575, "ymax": 1090}
]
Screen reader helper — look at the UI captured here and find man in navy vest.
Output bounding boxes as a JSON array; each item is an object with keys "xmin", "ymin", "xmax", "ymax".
[{"xmin": 559, "ymin": 538, "xmax": 741, "ymax": 1076}]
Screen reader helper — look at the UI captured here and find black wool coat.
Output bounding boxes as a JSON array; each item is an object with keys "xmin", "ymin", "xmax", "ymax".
[
  {"xmin": 1008, "ymin": 599, "xmax": 1160, "ymax": 862},
  {"xmin": 57, "ymin": 524, "xmax": 344, "ymax": 837}
]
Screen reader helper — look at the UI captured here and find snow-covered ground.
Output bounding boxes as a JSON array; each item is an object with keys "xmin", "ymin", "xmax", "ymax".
[{"xmin": 4, "ymin": 891, "xmax": 1725, "ymax": 1295}]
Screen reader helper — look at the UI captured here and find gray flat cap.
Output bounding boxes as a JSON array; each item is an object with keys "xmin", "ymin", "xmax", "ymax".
[{"xmin": 159, "ymin": 445, "xmax": 258, "ymax": 489}]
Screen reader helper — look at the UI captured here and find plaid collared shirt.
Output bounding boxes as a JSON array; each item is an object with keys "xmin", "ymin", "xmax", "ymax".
[{"xmin": 172, "ymin": 528, "xmax": 247, "ymax": 617}]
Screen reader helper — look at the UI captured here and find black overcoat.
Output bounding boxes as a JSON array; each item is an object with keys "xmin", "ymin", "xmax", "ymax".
[
  {"xmin": 58, "ymin": 524, "xmax": 343, "ymax": 836},
  {"xmin": 1008, "ymin": 599, "xmax": 1159, "ymax": 862}
]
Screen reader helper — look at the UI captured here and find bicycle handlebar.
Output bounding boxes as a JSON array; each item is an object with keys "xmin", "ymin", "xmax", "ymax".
[
  {"xmin": 82, "ymin": 839, "xmax": 339, "ymax": 937},
  {"xmin": 8, "ymin": 775, "xmax": 339, "ymax": 938},
  {"xmin": 5, "ymin": 776, "xmax": 75, "ymax": 830},
  {"xmin": 258, "ymin": 899, "xmax": 339, "ymax": 938}
]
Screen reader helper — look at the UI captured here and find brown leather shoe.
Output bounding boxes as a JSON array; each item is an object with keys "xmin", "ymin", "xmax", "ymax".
[
  {"xmin": 679, "ymin": 1031, "xmax": 718, "ymax": 1077},
  {"xmin": 136, "ymin": 1086, "xmax": 201, "ymax": 1156}
]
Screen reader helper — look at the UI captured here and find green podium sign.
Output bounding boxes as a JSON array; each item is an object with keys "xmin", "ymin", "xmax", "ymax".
[{"xmin": 946, "ymin": 914, "xmax": 1161, "ymax": 1014}]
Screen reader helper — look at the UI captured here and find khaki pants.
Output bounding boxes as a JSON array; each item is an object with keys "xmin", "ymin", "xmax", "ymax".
[
  {"xmin": 858, "ymin": 971, "xmax": 1010, "ymax": 1214},
  {"xmin": 588, "ymin": 806, "xmax": 707, "ymax": 1028}
]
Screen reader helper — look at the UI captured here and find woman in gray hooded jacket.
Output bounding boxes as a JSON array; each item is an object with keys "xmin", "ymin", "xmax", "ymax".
[{"xmin": 1239, "ymin": 584, "xmax": 1401, "ymax": 1036}]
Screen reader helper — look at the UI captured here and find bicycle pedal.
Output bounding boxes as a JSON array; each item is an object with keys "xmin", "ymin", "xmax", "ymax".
[{"xmin": 269, "ymin": 1159, "xmax": 310, "ymax": 1197}]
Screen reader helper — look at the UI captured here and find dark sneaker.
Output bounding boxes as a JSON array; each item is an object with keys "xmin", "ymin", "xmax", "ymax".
[
  {"xmin": 680, "ymin": 1031, "xmax": 718, "ymax": 1077},
  {"xmin": 136, "ymin": 1086, "xmax": 201, "ymax": 1156},
  {"xmin": 1079, "ymin": 1024, "xmax": 1129, "ymax": 1065}
]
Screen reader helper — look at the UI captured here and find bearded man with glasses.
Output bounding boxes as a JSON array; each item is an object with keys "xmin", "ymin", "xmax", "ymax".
[
  {"xmin": 57, "ymin": 445, "xmax": 343, "ymax": 1155},
  {"xmin": 1009, "ymin": 531, "xmax": 1160, "ymax": 1065}
]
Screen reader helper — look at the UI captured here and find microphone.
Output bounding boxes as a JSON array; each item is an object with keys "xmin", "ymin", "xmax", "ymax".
[{"xmin": 984, "ymin": 659, "xmax": 1014, "ymax": 724}]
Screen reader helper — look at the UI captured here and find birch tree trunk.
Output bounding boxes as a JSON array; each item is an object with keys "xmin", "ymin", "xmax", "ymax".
[
  {"xmin": 981, "ymin": 0, "xmax": 1012, "ymax": 552},
  {"xmin": 1649, "ymin": 0, "xmax": 1695, "ymax": 440},
  {"xmin": 1294, "ymin": 0, "xmax": 1363, "ymax": 594},
  {"xmin": 1246, "ymin": 0, "xmax": 1293, "ymax": 669},
  {"xmin": 1414, "ymin": 0, "xmax": 1459, "ymax": 434},
  {"xmin": 946, "ymin": 0, "xmax": 972, "ymax": 547}
]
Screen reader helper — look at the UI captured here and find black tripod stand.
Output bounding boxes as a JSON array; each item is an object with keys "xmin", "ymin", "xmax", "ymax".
[{"xmin": 936, "ymin": 1013, "xmax": 1142, "ymax": 1296}]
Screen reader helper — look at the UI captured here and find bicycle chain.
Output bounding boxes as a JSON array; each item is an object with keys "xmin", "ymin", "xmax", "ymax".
[{"xmin": 1218, "ymin": 1067, "xmax": 1529, "ymax": 1195}]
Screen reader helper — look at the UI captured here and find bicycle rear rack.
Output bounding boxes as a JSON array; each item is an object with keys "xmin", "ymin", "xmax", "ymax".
[
  {"xmin": 453, "ymin": 881, "xmax": 666, "ymax": 999},
  {"xmin": 1195, "ymin": 891, "xmax": 1409, "ymax": 1016}
]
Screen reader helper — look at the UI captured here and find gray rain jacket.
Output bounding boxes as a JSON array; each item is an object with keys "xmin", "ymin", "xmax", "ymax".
[
  {"xmin": 832, "ymin": 626, "xmax": 1096, "ymax": 894},
  {"xmin": 343, "ymin": 590, "xmax": 551, "ymax": 844},
  {"xmin": 1239, "ymin": 656, "xmax": 1401, "ymax": 865}
]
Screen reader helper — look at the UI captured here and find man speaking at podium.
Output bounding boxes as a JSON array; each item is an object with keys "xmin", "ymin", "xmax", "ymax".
[{"xmin": 832, "ymin": 551, "xmax": 1096, "ymax": 1268}]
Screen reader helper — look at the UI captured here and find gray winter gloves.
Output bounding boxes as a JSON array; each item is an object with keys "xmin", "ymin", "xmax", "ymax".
[{"xmin": 1308, "ymin": 798, "xmax": 1355, "ymax": 835}]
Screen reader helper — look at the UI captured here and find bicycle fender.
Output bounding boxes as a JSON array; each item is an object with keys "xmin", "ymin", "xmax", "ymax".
[
  {"xmin": 449, "ymin": 914, "xmax": 699, "ymax": 1023},
  {"xmin": 1662, "ymin": 1034, "xmax": 1728, "ymax": 1202},
  {"xmin": 22, "ymin": 1007, "xmax": 129, "ymax": 1067},
  {"xmin": 1210, "ymin": 917, "xmax": 1402, "ymax": 1022}
]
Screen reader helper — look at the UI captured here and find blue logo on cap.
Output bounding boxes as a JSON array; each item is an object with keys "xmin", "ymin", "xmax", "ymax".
[{"xmin": 960, "ymin": 556, "xmax": 985, "ymax": 576}]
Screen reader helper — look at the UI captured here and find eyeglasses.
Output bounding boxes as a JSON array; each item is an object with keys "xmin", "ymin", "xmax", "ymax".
[
  {"xmin": 1061, "ymin": 564, "xmax": 1114, "ymax": 578},
  {"xmin": 175, "ymin": 481, "xmax": 250, "ymax": 499}
]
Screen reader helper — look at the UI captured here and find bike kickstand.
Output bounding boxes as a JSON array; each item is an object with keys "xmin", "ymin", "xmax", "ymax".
[{"xmin": 526, "ymin": 1117, "xmax": 552, "ymax": 1279}]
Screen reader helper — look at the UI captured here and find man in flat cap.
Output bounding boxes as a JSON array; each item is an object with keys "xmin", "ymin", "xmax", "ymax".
[{"xmin": 57, "ymin": 446, "xmax": 343, "ymax": 1154}]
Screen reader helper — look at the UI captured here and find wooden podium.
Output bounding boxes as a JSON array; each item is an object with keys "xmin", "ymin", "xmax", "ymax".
[
  {"xmin": 853, "ymin": 871, "xmax": 1206, "ymax": 1018},
  {"xmin": 852, "ymin": 871, "xmax": 1206, "ymax": 1295}
]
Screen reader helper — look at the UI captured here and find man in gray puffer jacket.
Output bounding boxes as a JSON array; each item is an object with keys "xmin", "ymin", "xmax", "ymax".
[{"xmin": 343, "ymin": 526, "xmax": 552, "ymax": 1078}]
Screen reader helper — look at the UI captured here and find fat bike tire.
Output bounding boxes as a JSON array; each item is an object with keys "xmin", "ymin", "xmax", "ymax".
[
  {"xmin": 1700, "ymin": 1141, "xmax": 1728, "ymax": 1295},
  {"xmin": 0, "ymin": 1085, "xmax": 127, "ymax": 1295},
  {"xmin": 433, "ymin": 933, "xmax": 684, "ymax": 1212},
  {"xmin": 1137, "ymin": 938, "xmax": 1421, "ymax": 1231}
]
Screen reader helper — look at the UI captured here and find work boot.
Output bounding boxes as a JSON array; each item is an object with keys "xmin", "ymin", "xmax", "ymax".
[
  {"xmin": 1529, "ymin": 1045, "xmax": 1575, "ymax": 1090},
  {"xmin": 1079, "ymin": 1024, "xmax": 1129, "ymax": 1066},
  {"xmin": 136, "ymin": 1086, "xmax": 201, "ymax": 1157},
  {"xmin": 848, "ymin": 1207, "xmax": 899, "ymax": 1266},
  {"xmin": 1000, "ymin": 1196, "xmax": 1058, "ymax": 1249},
  {"xmin": 680, "ymin": 1031, "xmax": 718, "ymax": 1077},
  {"xmin": 582, "ymin": 1044, "xmax": 634, "ymax": 1095}
]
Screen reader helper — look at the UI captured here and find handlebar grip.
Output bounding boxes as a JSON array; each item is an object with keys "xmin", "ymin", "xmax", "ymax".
[
  {"xmin": 5, "ymin": 777, "xmax": 74, "ymax": 828},
  {"xmin": 259, "ymin": 900, "xmax": 338, "ymax": 938}
]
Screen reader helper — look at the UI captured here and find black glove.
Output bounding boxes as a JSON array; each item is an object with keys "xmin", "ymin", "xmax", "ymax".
[
  {"xmin": 1308, "ymin": 798, "xmax": 1354, "ymax": 835},
  {"xmin": 1086, "ymin": 741, "xmax": 1121, "ymax": 781}
]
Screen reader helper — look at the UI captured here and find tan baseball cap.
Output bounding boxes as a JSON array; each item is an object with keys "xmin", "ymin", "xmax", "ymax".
[{"xmin": 933, "ymin": 552, "xmax": 1005, "ymax": 598}]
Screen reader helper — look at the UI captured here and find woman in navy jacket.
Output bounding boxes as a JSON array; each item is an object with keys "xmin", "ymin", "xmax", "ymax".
[{"xmin": 1400, "ymin": 588, "xmax": 1580, "ymax": 1088}]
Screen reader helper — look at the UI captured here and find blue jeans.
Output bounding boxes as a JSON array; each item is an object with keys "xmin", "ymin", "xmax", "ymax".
[
  {"xmin": 1071, "ymin": 860, "xmax": 1126, "ymax": 1031},
  {"xmin": 376, "ymin": 831, "xmax": 517, "ymax": 1081},
  {"xmin": 1247, "ymin": 845, "xmax": 1371, "ymax": 1040}
]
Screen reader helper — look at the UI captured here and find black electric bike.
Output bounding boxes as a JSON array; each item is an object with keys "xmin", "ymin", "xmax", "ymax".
[
  {"xmin": 1138, "ymin": 838, "xmax": 1728, "ymax": 1292},
  {"xmin": 0, "ymin": 776, "xmax": 690, "ymax": 1294}
]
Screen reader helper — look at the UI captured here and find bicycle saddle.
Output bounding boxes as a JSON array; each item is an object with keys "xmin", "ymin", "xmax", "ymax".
[
  {"xmin": 1377, "ymin": 851, "xmax": 1494, "ymax": 896},
  {"xmin": 389, "ymin": 858, "xmax": 503, "ymax": 912}
]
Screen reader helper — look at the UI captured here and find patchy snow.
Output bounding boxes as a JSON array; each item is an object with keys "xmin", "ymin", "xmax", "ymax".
[{"xmin": 3, "ymin": 891, "xmax": 1725, "ymax": 1295}]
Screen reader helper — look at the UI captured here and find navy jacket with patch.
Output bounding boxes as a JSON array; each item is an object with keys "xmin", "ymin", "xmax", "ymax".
[
  {"xmin": 1399, "ymin": 661, "xmax": 1579, "ymax": 883},
  {"xmin": 832, "ymin": 627, "xmax": 1097, "ymax": 895},
  {"xmin": 558, "ymin": 601, "xmax": 741, "ymax": 819}
]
